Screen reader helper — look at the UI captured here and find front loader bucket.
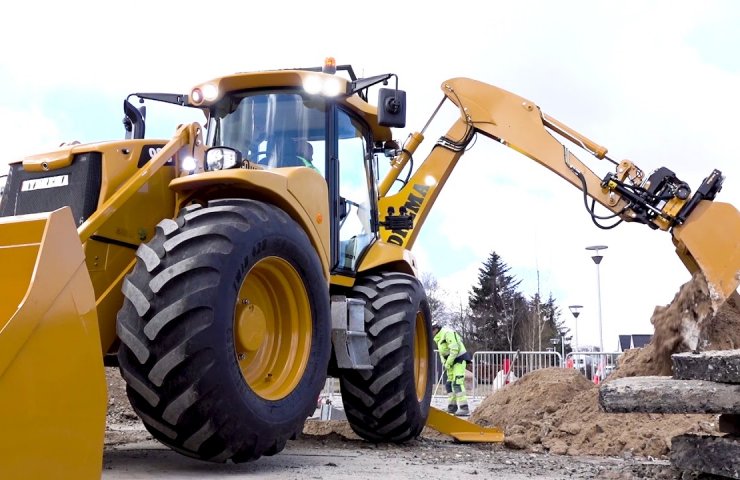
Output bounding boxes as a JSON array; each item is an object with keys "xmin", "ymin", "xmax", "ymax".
[
  {"xmin": 0, "ymin": 208, "xmax": 106, "ymax": 480},
  {"xmin": 673, "ymin": 200, "xmax": 740, "ymax": 305},
  {"xmin": 426, "ymin": 407, "xmax": 505, "ymax": 442}
]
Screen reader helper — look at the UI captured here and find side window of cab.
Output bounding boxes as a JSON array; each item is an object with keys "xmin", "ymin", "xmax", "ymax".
[{"xmin": 335, "ymin": 110, "xmax": 376, "ymax": 271}]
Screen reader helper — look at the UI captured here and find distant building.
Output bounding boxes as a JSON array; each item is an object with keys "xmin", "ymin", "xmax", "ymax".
[
  {"xmin": 618, "ymin": 334, "xmax": 653, "ymax": 351},
  {"xmin": 575, "ymin": 345, "xmax": 601, "ymax": 353}
]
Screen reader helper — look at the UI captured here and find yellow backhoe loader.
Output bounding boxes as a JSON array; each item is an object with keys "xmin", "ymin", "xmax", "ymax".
[{"xmin": 1, "ymin": 59, "xmax": 738, "ymax": 478}]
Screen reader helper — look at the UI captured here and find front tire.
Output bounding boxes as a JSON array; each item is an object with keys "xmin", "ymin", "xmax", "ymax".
[
  {"xmin": 116, "ymin": 199, "xmax": 330, "ymax": 462},
  {"xmin": 339, "ymin": 272, "xmax": 433, "ymax": 442}
]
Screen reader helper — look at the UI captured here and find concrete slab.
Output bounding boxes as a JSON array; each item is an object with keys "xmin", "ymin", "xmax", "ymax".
[
  {"xmin": 673, "ymin": 349, "xmax": 740, "ymax": 384},
  {"xmin": 599, "ymin": 376, "xmax": 740, "ymax": 414},
  {"xmin": 671, "ymin": 434, "xmax": 740, "ymax": 479}
]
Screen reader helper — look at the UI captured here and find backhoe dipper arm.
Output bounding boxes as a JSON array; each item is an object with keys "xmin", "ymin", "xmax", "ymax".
[
  {"xmin": 378, "ymin": 77, "xmax": 740, "ymax": 302},
  {"xmin": 379, "ymin": 77, "xmax": 639, "ymax": 248}
]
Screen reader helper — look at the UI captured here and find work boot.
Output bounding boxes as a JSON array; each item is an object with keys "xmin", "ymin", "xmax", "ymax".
[
  {"xmin": 455, "ymin": 405, "xmax": 470, "ymax": 417},
  {"xmin": 447, "ymin": 404, "xmax": 458, "ymax": 414}
]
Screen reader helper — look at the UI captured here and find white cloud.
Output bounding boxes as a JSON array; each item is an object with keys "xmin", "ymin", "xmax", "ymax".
[{"xmin": 0, "ymin": 106, "xmax": 63, "ymax": 173}]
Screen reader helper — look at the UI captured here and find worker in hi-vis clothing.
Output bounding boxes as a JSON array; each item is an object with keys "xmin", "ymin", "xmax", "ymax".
[{"xmin": 432, "ymin": 322, "xmax": 472, "ymax": 416}]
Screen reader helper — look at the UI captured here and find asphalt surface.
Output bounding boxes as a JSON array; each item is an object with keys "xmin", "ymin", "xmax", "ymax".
[{"xmin": 102, "ymin": 426, "xmax": 694, "ymax": 480}]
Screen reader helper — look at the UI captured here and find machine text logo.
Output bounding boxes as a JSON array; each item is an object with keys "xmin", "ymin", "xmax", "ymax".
[
  {"xmin": 21, "ymin": 175, "xmax": 69, "ymax": 192},
  {"xmin": 387, "ymin": 183, "xmax": 429, "ymax": 246}
]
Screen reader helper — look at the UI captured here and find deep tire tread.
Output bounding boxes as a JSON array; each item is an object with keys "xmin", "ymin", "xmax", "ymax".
[
  {"xmin": 117, "ymin": 199, "xmax": 330, "ymax": 462},
  {"xmin": 339, "ymin": 272, "xmax": 433, "ymax": 443}
]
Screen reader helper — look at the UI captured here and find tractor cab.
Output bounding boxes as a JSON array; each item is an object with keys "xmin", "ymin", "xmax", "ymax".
[{"xmin": 181, "ymin": 63, "xmax": 406, "ymax": 274}]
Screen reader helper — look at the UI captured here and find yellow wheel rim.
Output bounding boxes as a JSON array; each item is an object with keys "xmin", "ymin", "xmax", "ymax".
[
  {"xmin": 233, "ymin": 256, "xmax": 312, "ymax": 401},
  {"xmin": 413, "ymin": 311, "xmax": 429, "ymax": 401}
]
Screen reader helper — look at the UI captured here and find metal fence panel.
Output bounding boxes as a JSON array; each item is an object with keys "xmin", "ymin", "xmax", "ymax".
[
  {"xmin": 471, "ymin": 351, "xmax": 562, "ymax": 397},
  {"xmin": 319, "ymin": 350, "xmax": 620, "ymax": 413},
  {"xmin": 565, "ymin": 351, "xmax": 621, "ymax": 382}
]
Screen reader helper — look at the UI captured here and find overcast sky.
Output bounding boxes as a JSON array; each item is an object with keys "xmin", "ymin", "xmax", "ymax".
[{"xmin": 2, "ymin": 1, "xmax": 739, "ymax": 352}]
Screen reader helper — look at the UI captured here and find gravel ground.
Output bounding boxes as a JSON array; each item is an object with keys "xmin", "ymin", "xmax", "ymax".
[
  {"xmin": 104, "ymin": 368, "xmax": 719, "ymax": 479},
  {"xmin": 103, "ymin": 421, "xmax": 713, "ymax": 480},
  {"xmin": 104, "ymin": 380, "xmax": 722, "ymax": 480}
]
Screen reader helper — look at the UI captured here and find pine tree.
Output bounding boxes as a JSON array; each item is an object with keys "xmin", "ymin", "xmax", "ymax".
[
  {"xmin": 467, "ymin": 251, "xmax": 522, "ymax": 351},
  {"xmin": 541, "ymin": 293, "xmax": 569, "ymax": 355}
]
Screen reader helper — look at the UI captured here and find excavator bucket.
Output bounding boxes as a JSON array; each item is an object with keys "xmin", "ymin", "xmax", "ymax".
[
  {"xmin": 425, "ymin": 407, "xmax": 505, "ymax": 443},
  {"xmin": 0, "ymin": 207, "xmax": 106, "ymax": 480},
  {"xmin": 673, "ymin": 200, "xmax": 740, "ymax": 305}
]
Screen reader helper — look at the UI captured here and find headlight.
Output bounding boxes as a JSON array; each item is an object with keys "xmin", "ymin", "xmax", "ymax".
[
  {"xmin": 190, "ymin": 83, "xmax": 219, "ymax": 105},
  {"xmin": 181, "ymin": 156, "xmax": 197, "ymax": 173},
  {"xmin": 205, "ymin": 147, "xmax": 242, "ymax": 171},
  {"xmin": 201, "ymin": 84, "xmax": 219, "ymax": 101},
  {"xmin": 322, "ymin": 77, "xmax": 342, "ymax": 97},
  {"xmin": 303, "ymin": 75, "xmax": 322, "ymax": 95},
  {"xmin": 302, "ymin": 74, "xmax": 344, "ymax": 97}
]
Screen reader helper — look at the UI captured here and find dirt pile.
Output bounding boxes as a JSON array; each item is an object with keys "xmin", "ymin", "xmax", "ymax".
[
  {"xmin": 612, "ymin": 274, "xmax": 740, "ymax": 379},
  {"xmin": 470, "ymin": 368, "xmax": 715, "ymax": 457},
  {"xmin": 469, "ymin": 274, "xmax": 740, "ymax": 458},
  {"xmin": 302, "ymin": 419, "xmax": 361, "ymax": 439}
]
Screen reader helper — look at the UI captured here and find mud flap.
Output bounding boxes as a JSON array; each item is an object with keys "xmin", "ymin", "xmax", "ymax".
[
  {"xmin": 673, "ymin": 200, "xmax": 740, "ymax": 305},
  {"xmin": 0, "ymin": 207, "xmax": 106, "ymax": 480}
]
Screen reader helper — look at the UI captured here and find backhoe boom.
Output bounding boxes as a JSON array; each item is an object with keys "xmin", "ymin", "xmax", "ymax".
[{"xmin": 379, "ymin": 77, "xmax": 740, "ymax": 302}]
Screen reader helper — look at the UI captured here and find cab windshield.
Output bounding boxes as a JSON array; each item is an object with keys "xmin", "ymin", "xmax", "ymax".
[
  {"xmin": 206, "ymin": 90, "xmax": 326, "ymax": 174},
  {"xmin": 205, "ymin": 89, "xmax": 378, "ymax": 272}
]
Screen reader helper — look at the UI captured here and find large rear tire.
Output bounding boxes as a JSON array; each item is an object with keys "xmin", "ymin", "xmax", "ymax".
[
  {"xmin": 116, "ymin": 199, "xmax": 330, "ymax": 462},
  {"xmin": 339, "ymin": 272, "xmax": 433, "ymax": 442}
]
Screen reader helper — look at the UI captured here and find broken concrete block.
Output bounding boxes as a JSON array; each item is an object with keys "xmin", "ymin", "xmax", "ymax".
[
  {"xmin": 673, "ymin": 349, "xmax": 740, "ymax": 384},
  {"xmin": 599, "ymin": 376, "xmax": 740, "ymax": 414},
  {"xmin": 671, "ymin": 434, "xmax": 740, "ymax": 479}
]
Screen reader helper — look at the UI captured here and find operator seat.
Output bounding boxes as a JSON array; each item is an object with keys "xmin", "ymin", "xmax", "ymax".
[
  {"xmin": 260, "ymin": 139, "xmax": 314, "ymax": 168},
  {"xmin": 283, "ymin": 140, "xmax": 314, "ymax": 168}
]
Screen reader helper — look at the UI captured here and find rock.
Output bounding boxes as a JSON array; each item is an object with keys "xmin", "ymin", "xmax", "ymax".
[
  {"xmin": 599, "ymin": 376, "xmax": 740, "ymax": 414},
  {"xmin": 504, "ymin": 434, "xmax": 528, "ymax": 450},
  {"xmin": 672, "ymin": 349, "xmax": 740, "ymax": 384},
  {"xmin": 671, "ymin": 434, "xmax": 740, "ymax": 479}
]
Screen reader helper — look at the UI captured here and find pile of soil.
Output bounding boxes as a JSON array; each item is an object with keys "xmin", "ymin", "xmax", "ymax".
[
  {"xmin": 469, "ymin": 273, "xmax": 740, "ymax": 458},
  {"xmin": 611, "ymin": 273, "xmax": 740, "ymax": 379},
  {"xmin": 470, "ymin": 368, "xmax": 715, "ymax": 457},
  {"xmin": 302, "ymin": 419, "xmax": 361, "ymax": 439}
]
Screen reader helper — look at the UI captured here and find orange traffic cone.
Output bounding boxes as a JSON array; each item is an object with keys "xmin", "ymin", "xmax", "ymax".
[{"xmin": 593, "ymin": 359, "xmax": 604, "ymax": 384}]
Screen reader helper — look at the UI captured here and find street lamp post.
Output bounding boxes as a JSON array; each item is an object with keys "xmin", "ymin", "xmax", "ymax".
[
  {"xmin": 551, "ymin": 334, "xmax": 573, "ymax": 365},
  {"xmin": 586, "ymin": 245, "xmax": 608, "ymax": 353},
  {"xmin": 568, "ymin": 305, "xmax": 583, "ymax": 352}
]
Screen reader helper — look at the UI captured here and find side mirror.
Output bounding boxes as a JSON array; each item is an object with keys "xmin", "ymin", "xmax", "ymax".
[
  {"xmin": 378, "ymin": 88, "xmax": 406, "ymax": 128},
  {"xmin": 123, "ymin": 99, "xmax": 146, "ymax": 140}
]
